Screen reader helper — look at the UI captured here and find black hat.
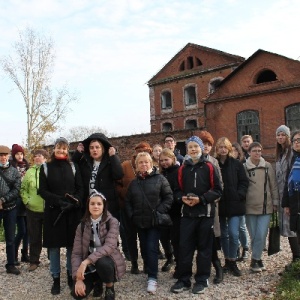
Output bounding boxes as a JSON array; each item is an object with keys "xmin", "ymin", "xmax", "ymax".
[{"xmin": 82, "ymin": 133, "xmax": 112, "ymax": 153}]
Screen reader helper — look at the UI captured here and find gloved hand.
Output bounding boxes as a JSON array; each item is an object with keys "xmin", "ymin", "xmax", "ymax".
[
  {"xmin": 58, "ymin": 199, "xmax": 74, "ymax": 212},
  {"xmin": 65, "ymin": 193, "xmax": 80, "ymax": 208}
]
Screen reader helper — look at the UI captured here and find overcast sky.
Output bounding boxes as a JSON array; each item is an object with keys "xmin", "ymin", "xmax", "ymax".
[{"xmin": 1, "ymin": 0, "xmax": 299, "ymax": 147}]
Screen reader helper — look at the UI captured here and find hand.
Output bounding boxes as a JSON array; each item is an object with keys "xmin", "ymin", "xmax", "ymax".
[
  {"xmin": 58, "ymin": 199, "xmax": 74, "ymax": 212},
  {"xmin": 182, "ymin": 195, "xmax": 200, "ymax": 207},
  {"xmin": 77, "ymin": 143, "xmax": 84, "ymax": 153},
  {"xmin": 75, "ymin": 280, "xmax": 86, "ymax": 297},
  {"xmin": 284, "ymin": 207, "xmax": 290, "ymax": 216},
  {"xmin": 65, "ymin": 194, "xmax": 80, "ymax": 208},
  {"xmin": 108, "ymin": 147, "xmax": 116, "ymax": 156}
]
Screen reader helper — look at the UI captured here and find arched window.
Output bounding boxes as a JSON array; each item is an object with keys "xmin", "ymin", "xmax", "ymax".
[
  {"xmin": 237, "ymin": 110, "xmax": 260, "ymax": 142},
  {"xmin": 184, "ymin": 86, "xmax": 196, "ymax": 105},
  {"xmin": 256, "ymin": 69, "xmax": 277, "ymax": 84},
  {"xmin": 162, "ymin": 122, "xmax": 173, "ymax": 132},
  {"xmin": 161, "ymin": 91, "xmax": 172, "ymax": 109},
  {"xmin": 185, "ymin": 119, "xmax": 197, "ymax": 129},
  {"xmin": 286, "ymin": 103, "xmax": 300, "ymax": 131}
]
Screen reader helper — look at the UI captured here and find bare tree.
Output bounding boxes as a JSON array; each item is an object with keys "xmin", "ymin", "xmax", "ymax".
[
  {"xmin": 1, "ymin": 27, "xmax": 77, "ymax": 152},
  {"xmin": 63, "ymin": 126, "xmax": 109, "ymax": 143}
]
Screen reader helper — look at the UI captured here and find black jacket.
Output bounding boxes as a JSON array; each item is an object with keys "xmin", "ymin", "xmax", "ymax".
[
  {"xmin": 125, "ymin": 167, "xmax": 173, "ymax": 229},
  {"xmin": 218, "ymin": 157, "xmax": 249, "ymax": 217}
]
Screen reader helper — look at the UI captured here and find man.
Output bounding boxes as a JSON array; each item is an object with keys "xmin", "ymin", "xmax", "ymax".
[
  {"xmin": 164, "ymin": 135, "xmax": 184, "ymax": 165},
  {"xmin": 240, "ymin": 135, "xmax": 253, "ymax": 162}
]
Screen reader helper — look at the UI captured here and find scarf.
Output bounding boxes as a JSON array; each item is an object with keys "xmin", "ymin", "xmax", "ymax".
[{"xmin": 288, "ymin": 155, "xmax": 300, "ymax": 196}]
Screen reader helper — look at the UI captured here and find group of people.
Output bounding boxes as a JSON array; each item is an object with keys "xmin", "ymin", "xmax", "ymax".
[{"xmin": 0, "ymin": 126, "xmax": 300, "ymax": 298}]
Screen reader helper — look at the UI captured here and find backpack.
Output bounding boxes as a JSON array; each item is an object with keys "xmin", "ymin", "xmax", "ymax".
[{"xmin": 288, "ymin": 156, "xmax": 300, "ymax": 196}]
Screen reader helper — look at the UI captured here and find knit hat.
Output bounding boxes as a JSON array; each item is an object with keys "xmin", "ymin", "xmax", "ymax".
[
  {"xmin": 33, "ymin": 149, "xmax": 48, "ymax": 158},
  {"xmin": 0, "ymin": 145, "xmax": 10, "ymax": 154},
  {"xmin": 54, "ymin": 137, "xmax": 69, "ymax": 147},
  {"xmin": 198, "ymin": 131, "xmax": 214, "ymax": 146},
  {"xmin": 134, "ymin": 142, "xmax": 152, "ymax": 154},
  {"xmin": 11, "ymin": 144, "xmax": 24, "ymax": 157},
  {"xmin": 185, "ymin": 136, "xmax": 204, "ymax": 151},
  {"xmin": 276, "ymin": 125, "xmax": 290, "ymax": 137}
]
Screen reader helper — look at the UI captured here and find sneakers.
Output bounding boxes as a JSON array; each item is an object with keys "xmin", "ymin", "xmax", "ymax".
[
  {"xmin": 257, "ymin": 260, "xmax": 266, "ymax": 271},
  {"xmin": 242, "ymin": 248, "xmax": 249, "ymax": 260},
  {"xmin": 6, "ymin": 265, "xmax": 21, "ymax": 275},
  {"xmin": 28, "ymin": 264, "xmax": 38, "ymax": 272},
  {"xmin": 229, "ymin": 260, "xmax": 242, "ymax": 277},
  {"xmin": 192, "ymin": 281, "xmax": 208, "ymax": 294},
  {"xmin": 170, "ymin": 280, "xmax": 191, "ymax": 293},
  {"xmin": 250, "ymin": 259, "xmax": 262, "ymax": 273},
  {"xmin": 104, "ymin": 287, "xmax": 115, "ymax": 300},
  {"xmin": 147, "ymin": 279, "xmax": 157, "ymax": 294}
]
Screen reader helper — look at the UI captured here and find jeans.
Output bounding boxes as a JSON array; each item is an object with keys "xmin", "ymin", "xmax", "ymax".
[
  {"xmin": 48, "ymin": 247, "xmax": 72, "ymax": 278},
  {"xmin": 220, "ymin": 216, "xmax": 240, "ymax": 259},
  {"xmin": 0, "ymin": 208, "xmax": 17, "ymax": 265},
  {"xmin": 239, "ymin": 215, "xmax": 249, "ymax": 249},
  {"xmin": 15, "ymin": 216, "xmax": 29, "ymax": 255},
  {"xmin": 137, "ymin": 227, "xmax": 160, "ymax": 280},
  {"xmin": 246, "ymin": 214, "xmax": 271, "ymax": 260}
]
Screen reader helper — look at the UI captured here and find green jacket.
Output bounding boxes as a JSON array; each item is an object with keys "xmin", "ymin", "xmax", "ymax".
[{"xmin": 21, "ymin": 164, "xmax": 44, "ymax": 213}]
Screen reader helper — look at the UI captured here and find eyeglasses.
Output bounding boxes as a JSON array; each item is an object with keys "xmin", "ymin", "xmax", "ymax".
[
  {"xmin": 251, "ymin": 149, "xmax": 262, "ymax": 153},
  {"xmin": 292, "ymin": 138, "xmax": 300, "ymax": 144}
]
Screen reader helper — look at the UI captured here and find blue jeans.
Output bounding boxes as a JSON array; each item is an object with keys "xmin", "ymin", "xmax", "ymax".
[
  {"xmin": 48, "ymin": 247, "xmax": 72, "ymax": 278},
  {"xmin": 15, "ymin": 216, "xmax": 29, "ymax": 254},
  {"xmin": 137, "ymin": 227, "xmax": 160, "ymax": 280},
  {"xmin": 220, "ymin": 216, "xmax": 240, "ymax": 259},
  {"xmin": 246, "ymin": 214, "xmax": 271, "ymax": 260},
  {"xmin": 239, "ymin": 215, "xmax": 249, "ymax": 249},
  {"xmin": 0, "ymin": 208, "xmax": 17, "ymax": 265}
]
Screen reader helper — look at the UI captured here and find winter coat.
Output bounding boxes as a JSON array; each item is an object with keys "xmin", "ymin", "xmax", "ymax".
[
  {"xmin": 71, "ymin": 212, "xmax": 126, "ymax": 281},
  {"xmin": 218, "ymin": 157, "xmax": 249, "ymax": 217},
  {"xmin": 244, "ymin": 157, "xmax": 279, "ymax": 215},
  {"xmin": 0, "ymin": 164, "xmax": 21, "ymax": 210},
  {"xmin": 39, "ymin": 158, "xmax": 83, "ymax": 248},
  {"xmin": 20, "ymin": 164, "xmax": 45, "ymax": 213},
  {"xmin": 125, "ymin": 167, "xmax": 173, "ymax": 229},
  {"xmin": 174, "ymin": 156, "xmax": 223, "ymax": 218}
]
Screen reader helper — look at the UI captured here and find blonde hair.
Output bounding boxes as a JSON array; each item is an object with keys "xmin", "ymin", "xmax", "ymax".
[
  {"xmin": 215, "ymin": 137, "xmax": 233, "ymax": 159},
  {"xmin": 240, "ymin": 135, "xmax": 253, "ymax": 143},
  {"xmin": 159, "ymin": 148, "xmax": 176, "ymax": 166},
  {"xmin": 135, "ymin": 152, "xmax": 153, "ymax": 171}
]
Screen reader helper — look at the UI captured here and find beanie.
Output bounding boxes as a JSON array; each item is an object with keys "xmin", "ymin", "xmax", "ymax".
[
  {"xmin": 198, "ymin": 131, "xmax": 214, "ymax": 146},
  {"xmin": 54, "ymin": 137, "xmax": 69, "ymax": 147},
  {"xmin": 134, "ymin": 142, "xmax": 152, "ymax": 154},
  {"xmin": 11, "ymin": 144, "xmax": 24, "ymax": 157},
  {"xmin": 185, "ymin": 136, "xmax": 204, "ymax": 151},
  {"xmin": 276, "ymin": 125, "xmax": 290, "ymax": 138}
]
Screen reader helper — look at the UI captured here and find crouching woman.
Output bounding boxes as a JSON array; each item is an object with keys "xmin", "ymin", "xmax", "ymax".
[{"xmin": 71, "ymin": 190, "xmax": 126, "ymax": 300}]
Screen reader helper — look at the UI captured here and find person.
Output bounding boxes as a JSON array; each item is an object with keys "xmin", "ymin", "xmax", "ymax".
[
  {"xmin": 152, "ymin": 144, "xmax": 162, "ymax": 169},
  {"xmin": 71, "ymin": 190, "xmax": 126, "ymax": 300},
  {"xmin": 232, "ymin": 142, "xmax": 249, "ymax": 261},
  {"xmin": 125, "ymin": 152, "xmax": 173, "ymax": 294},
  {"xmin": 10, "ymin": 144, "xmax": 30, "ymax": 265},
  {"xmin": 240, "ymin": 135, "xmax": 253, "ymax": 162},
  {"xmin": 20, "ymin": 149, "xmax": 48, "ymax": 271},
  {"xmin": 117, "ymin": 141, "xmax": 152, "ymax": 274},
  {"xmin": 164, "ymin": 135, "xmax": 184, "ymax": 165},
  {"xmin": 72, "ymin": 133, "xmax": 123, "ymax": 218},
  {"xmin": 215, "ymin": 137, "xmax": 249, "ymax": 277},
  {"xmin": 244, "ymin": 142, "xmax": 279, "ymax": 272},
  {"xmin": 170, "ymin": 136, "xmax": 222, "ymax": 295},
  {"xmin": 39, "ymin": 137, "xmax": 83, "ymax": 295},
  {"xmin": 0, "ymin": 145, "xmax": 21, "ymax": 275},
  {"xmin": 277, "ymin": 127, "xmax": 300, "ymax": 267}
]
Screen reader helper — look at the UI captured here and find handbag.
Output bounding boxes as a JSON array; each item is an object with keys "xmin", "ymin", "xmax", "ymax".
[{"xmin": 268, "ymin": 212, "xmax": 280, "ymax": 256}]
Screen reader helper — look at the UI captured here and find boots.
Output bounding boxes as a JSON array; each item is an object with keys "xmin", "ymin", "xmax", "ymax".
[
  {"xmin": 223, "ymin": 258, "xmax": 230, "ymax": 273},
  {"xmin": 229, "ymin": 260, "xmax": 242, "ymax": 277},
  {"xmin": 51, "ymin": 276, "xmax": 60, "ymax": 295},
  {"xmin": 21, "ymin": 249, "xmax": 30, "ymax": 263},
  {"xmin": 212, "ymin": 259, "xmax": 223, "ymax": 284},
  {"xmin": 67, "ymin": 270, "xmax": 73, "ymax": 288},
  {"xmin": 161, "ymin": 254, "xmax": 174, "ymax": 272},
  {"xmin": 130, "ymin": 261, "xmax": 140, "ymax": 274}
]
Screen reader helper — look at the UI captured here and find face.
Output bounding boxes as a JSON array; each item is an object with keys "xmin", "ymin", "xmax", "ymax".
[
  {"xmin": 241, "ymin": 137, "xmax": 252, "ymax": 151},
  {"xmin": 276, "ymin": 132, "xmax": 287, "ymax": 145},
  {"xmin": 164, "ymin": 138, "xmax": 176, "ymax": 151},
  {"xmin": 54, "ymin": 144, "xmax": 69, "ymax": 159},
  {"xmin": 0, "ymin": 153, "xmax": 9, "ymax": 165},
  {"xmin": 137, "ymin": 156, "xmax": 152, "ymax": 172},
  {"xmin": 203, "ymin": 142, "xmax": 212, "ymax": 155},
  {"xmin": 159, "ymin": 154, "xmax": 174, "ymax": 169},
  {"xmin": 232, "ymin": 146, "xmax": 239, "ymax": 159},
  {"xmin": 33, "ymin": 154, "xmax": 46, "ymax": 166},
  {"xmin": 152, "ymin": 146, "xmax": 162, "ymax": 160},
  {"xmin": 249, "ymin": 146, "xmax": 262, "ymax": 161},
  {"xmin": 89, "ymin": 196, "xmax": 104, "ymax": 219},
  {"xmin": 14, "ymin": 152, "xmax": 24, "ymax": 162},
  {"xmin": 89, "ymin": 141, "xmax": 104, "ymax": 161},
  {"xmin": 292, "ymin": 133, "xmax": 300, "ymax": 152},
  {"xmin": 187, "ymin": 141, "xmax": 202, "ymax": 160},
  {"xmin": 217, "ymin": 143, "xmax": 229, "ymax": 157}
]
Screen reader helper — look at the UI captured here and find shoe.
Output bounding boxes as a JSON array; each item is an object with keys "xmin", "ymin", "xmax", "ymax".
[
  {"xmin": 14, "ymin": 261, "xmax": 20, "ymax": 266},
  {"xmin": 51, "ymin": 276, "xmax": 60, "ymax": 295},
  {"xmin": 6, "ymin": 265, "xmax": 21, "ymax": 275},
  {"xmin": 229, "ymin": 260, "xmax": 242, "ymax": 276},
  {"xmin": 130, "ymin": 261, "xmax": 140, "ymax": 274},
  {"xmin": 222, "ymin": 259, "xmax": 230, "ymax": 273},
  {"xmin": 250, "ymin": 259, "xmax": 262, "ymax": 273},
  {"xmin": 104, "ymin": 286, "xmax": 115, "ymax": 300},
  {"xmin": 170, "ymin": 280, "xmax": 191, "ymax": 293},
  {"xmin": 241, "ymin": 248, "xmax": 249, "ymax": 261},
  {"xmin": 93, "ymin": 281, "xmax": 103, "ymax": 297},
  {"xmin": 212, "ymin": 259, "xmax": 223, "ymax": 284},
  {"xmin": 161, "ymin": 257, "xmax": 174, "ymax": 272},
  {"xmin": 28, "ymin": 264, "xmax": 38, "ymax": 272},
  {"xmin": 147, "ymin": 279, "xmax": 157, "ymax": 294},
  {"xmin": 257, "ymin": 260, "xmax": 266, "ymax": 271},
  {"xmin": 192, "ymin": 281, "xmax": 208, "ymax": 294},
  {"xmin": 21, "ymin": 249, "xmax": 30, "ymax": 263}
]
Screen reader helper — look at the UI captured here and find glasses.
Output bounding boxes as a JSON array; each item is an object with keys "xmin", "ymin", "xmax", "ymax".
[
  {"xmin": 251, "ymin": 149, "xmax": 262, "ymax": 153},
  {"xmin": 292, "ymin": 138, "xmax": 300, "ymax": 144}
]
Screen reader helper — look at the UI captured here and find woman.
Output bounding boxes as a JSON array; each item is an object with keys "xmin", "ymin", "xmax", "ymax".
[
  {"xmin": 152, "ymin": 144, "xmax": 162, "ymax": 169},
  {"xmin": 39, "ymin": 137, "xmax": 83, "ymax": 295},
  {"xmin": 21, "ymin": 149, "xmax": 48, "ymax": 272},
  {"xmin": 215, "ymin": 137, "xmax": 249, "ymax": 277},
  {"xmin": 244, "ymin": 142, "xmax": 279, "ymax": 272},
  {"xmin": 72, "ymin": 133, "xmax": 123, "ymax": 217},
  {"xmin": 71, "ymin": 190, "xmax": 126, "ymax": 300},
  {"xmin": 125, "ymin": 152, "xmax": 173, "ymax": 294}
]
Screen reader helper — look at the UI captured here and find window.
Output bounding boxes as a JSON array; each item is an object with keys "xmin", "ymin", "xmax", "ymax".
[
  {"xmin": 179, "ymin": 56, "xmax": 202, "ymax": 71},
  {"xmin": 237, "ymin": 110, "xmax": 260, "ymax": 142},
  {"xmin": 209, "ymin": 77, "xmax": 224, "ymax": 94},
  {"xmin": 162, "ymin": 122, "xmax": 172, "ymax": 132},
  {"xmin": 256, "ymin": 69, "xmax": 277, "ymax": 84},
  {"xmin": 184, "ymin": 86, "xmax": 196, "ymax": 105},
  {"xmin": 161, "ymin": 91, "xmax": 172, "ymax": 109},
  {"xmin": 286, "ymin": 103, "xmax": 300, "ymax": 131},
  {"xmin": 185, "ymin": 119, "xmax": 197, "ymax": 129}
]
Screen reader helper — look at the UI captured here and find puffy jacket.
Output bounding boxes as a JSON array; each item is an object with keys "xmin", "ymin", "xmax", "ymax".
[{"xmin": 125, "ymin": 167, "xmax": 173, "ymax": 229}]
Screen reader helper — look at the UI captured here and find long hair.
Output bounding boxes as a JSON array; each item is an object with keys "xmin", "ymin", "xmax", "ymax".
[
  {"xmin": 159, "ymin": 148, "xmax": 176, "ymax": 168},
  {"xmin": 275, "ymin": 134, "xmax": 291, "ymax": 161},
  {"xmin": 215, "ymin": 137, "xmax": 233, "ymax": 159},
  {"xmin": 232, "ymin": 142, "xmax": 244, "ymax": 162}
]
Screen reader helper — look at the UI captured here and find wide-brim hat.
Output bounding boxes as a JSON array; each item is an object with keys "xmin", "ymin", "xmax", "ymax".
[{"xmin": 0, "ymin": 145, "xmax": 10, "ymax": 154}]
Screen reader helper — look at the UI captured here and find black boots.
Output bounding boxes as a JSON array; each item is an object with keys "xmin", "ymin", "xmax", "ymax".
[
  {"xmin": 51, "ymin": 276, "xmax": 60, "ymax": 295},
  {"xmin": 67, "ymin": 270, "xmax": 73, "ymax": 288},
  {"xmin": 212, "ymin": 260, "xmax": 223, "ymax": 284},
  {"xmin": 162, "ymin": 255, "xmax": 174, "ymax": 272},
  {"xmin": 229, "ymin": 260, "xmax": 242, "ymax": 276},
  {"xmin": 21, "ymin": 249, "xmax": 30, "ymax": 263},
  {"xmin": 223, "ymin": 258, "xmax": 230, "ymax": 273},
  {"xmin": 130, "ymin": 261, "xmax": 140, "ymax": 274}
]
